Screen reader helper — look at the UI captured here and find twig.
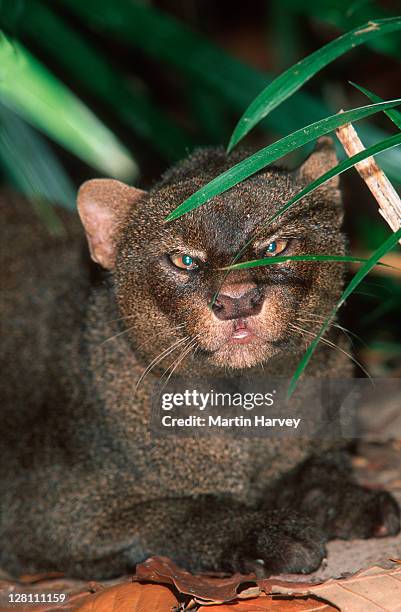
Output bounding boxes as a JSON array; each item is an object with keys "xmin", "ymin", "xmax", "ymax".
[{"xmin": 336, "ymin": 115, "xmax": 401, "ymax": 245}]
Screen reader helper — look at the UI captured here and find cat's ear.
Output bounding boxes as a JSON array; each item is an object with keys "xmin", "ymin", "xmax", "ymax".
[
  {"xmin": 297, "ymin": 136, "xmax": 339, "ymax": 188},
  {"xmin": 77, "ymin": 179, "xmax": 146, "ymax": 270}
]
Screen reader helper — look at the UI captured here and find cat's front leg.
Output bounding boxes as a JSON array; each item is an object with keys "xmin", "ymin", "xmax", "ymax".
[
  {"xmin": 104, "ymin": 496, "xmax": 328, "ymax": 577},
  {"xmin": 3, "ymin": 481, "xmax": 325, "ymax": 579},
  {"xmin": 269, "ymin": 451, "xmax": 400, "ymax": 541}
]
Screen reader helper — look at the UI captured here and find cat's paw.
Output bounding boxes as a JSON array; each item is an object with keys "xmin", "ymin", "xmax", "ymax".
[
  {"xmin": 222, "ymin": 512, "xmax": 326, "ymax": 575},
  {"xmin": 324, "ymin": 485, "xmax": 400, "ymax": 540}
]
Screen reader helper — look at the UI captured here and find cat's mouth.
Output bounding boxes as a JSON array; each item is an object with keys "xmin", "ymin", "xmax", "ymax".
[
  {"xmin": 204, "ymin": 315, "xmax": 273, "ymax": 369},
  {"xmin": 230, "ymin": 318, "xmax": 255, "ymax": 344},
  {"xmin": 193, "ymin": 305, "xmax": 288, "ymax": 368}
]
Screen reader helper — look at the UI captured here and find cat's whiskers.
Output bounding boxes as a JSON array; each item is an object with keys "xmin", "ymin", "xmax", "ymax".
[
  {"xmin": 101, "ymin": 323, "xmax": 138, "ymax": 346},
  {"xmin": 101, "ymin": 321, "xmax": 184, "ymax": 348},
  {"xmin": 191, "ymin": 344, "xmax": 201, "ymax": 361},
  {"xmin": 160, "ymin": 334, "xmax": 201, "ymax": 392},
  {"xmin": 104, "ymin": 314, "xmax": 136, "ymax": 325},
  {"xmin": 289, "ymin": 322, "xmax": 371, "ymax": 378},
  {"xmin": 135, "ymin": 323, "xmax": 186, "ymax": 353},
  {"xmin": 290, "ymin": 321, "xmax": 343, "ymax": 353},
  {"xmin": 135, "ymin": 335, "xmax": 190, "ymax": 390},
  {"xmin": 160, "ymin": 337, "xmax": 193, "ymax": 383},
  {"xmin": 297, "ymin": 315, "xmax": 346, "ymax": 333},
  {"xmin": 297, "ymin": 313, "xmax": 365, "ymax": 346}
]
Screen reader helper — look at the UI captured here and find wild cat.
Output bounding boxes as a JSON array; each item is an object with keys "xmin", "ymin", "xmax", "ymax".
[{"xmin": 0, "ymin": 138, "xmax": 398, "ymax": 578}]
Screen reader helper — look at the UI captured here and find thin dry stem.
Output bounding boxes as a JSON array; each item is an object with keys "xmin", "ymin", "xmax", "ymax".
[{"xmin": 336, "ymin": 115, "xmax": 401, "ymax": 245}]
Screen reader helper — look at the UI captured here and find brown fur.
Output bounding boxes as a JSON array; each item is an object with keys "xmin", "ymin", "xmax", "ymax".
[{"xmin": 0, "ymin": 140, "xmax": 398, "ymax": 578}]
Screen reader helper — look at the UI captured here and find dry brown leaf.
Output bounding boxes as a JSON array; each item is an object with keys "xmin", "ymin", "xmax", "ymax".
[
  {"xmin": 0, "ymin": 580, "xmax": 95, "ymax": 611},
  {"xmin": 0, "ymin": 576, "xmax": 133, "ymax": 612},
  {"xmin": 3, "ymin": 559, "xmax": 401, "ymax": 611},
  {"xmin": 133, "ymin": 557, "xmax": 323, "ymax": 605},
  {"xmin": 271, "ymin": 565, "xmax": 401, "ymax": 611},
  {"xmin": 133, "ymin": 556, "xmax": 258, "ymax": 604},
  {"xmin": 258, "ymin": 578, "xmax": 322, "ymax": 597},
  {"xmin": 74, "ymin": 582, "xmax": 178, "ymax": 611},
  {"xmin": 197, "ymin": 593, "xmax": 336, "ymax": 611}
]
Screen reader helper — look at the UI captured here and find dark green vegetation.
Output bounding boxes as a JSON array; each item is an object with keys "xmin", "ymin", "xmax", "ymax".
[{"xmin": 0, "ymin": 0, "xmax": 400, "ymax": 383}]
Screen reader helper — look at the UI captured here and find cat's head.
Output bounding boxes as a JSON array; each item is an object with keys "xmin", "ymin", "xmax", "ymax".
[{"xmin": 78, "ymin": 138, "xmax": 345, "ymax": 374}]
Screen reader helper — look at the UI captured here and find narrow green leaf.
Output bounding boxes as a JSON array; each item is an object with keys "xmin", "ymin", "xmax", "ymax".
[
  {"xmin": 254, "ymin": 131, "xmax": 401, "ymax": 235},
  {"xmin": 209, "ymin": 129, "xmax": 401, "ymax": 309},
  {"xmin": 208, "ymin": 130, "xmax": 401, "ymax": 307},
  {"xmin": 186, "ymin": 78, "xmax": 230, "ymax": 144},
  {"xmin": 269, "ymin": 0, "xmax": 303, "ymax": 71},
  {"xmin": 13, "ymin": 0, "xmax": 195, "ymax": 161},
  {"xmin": 350, "ymin": 81, "xmax": 401, "ymax": 131},
  {"xmin": 57, "ymin": 0, "xmax": 401, "ymax": 185},
  {"xmin": 279, "ymin": 0, "xmax": 401, "ymax": 62},
  {"xmin": 221, "ymin": 254, "xmax": 397, "ymax": 271},
  {"xmin": 30, "ymin": 197, "xmax": 65, "ymax": 236},
  {"xmin": 288, "ymin": 227, "xmax": 401, "ymax": 397},
  {"xmin": 0, "ymin": 33, "xmax": 137, "ymax": 180},
  {"xmin": 228, "ymin": 16, "xmax": 401, "ymax": 152},
  {"xmin": 166, "ymin": 99, "xmax": 401, "ymax": 222},
  {"xmin": 57, "ymin": 0, "xmax": 325, "ymax": 132},
  {"xmin": 0, "ymin": 101, "xmax": 75, "ymax": 209}
]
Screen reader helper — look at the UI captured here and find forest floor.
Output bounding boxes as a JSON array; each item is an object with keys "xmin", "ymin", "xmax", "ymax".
[
  {"xmin": 1, "ymin": 440, "xmax": 401, "ymax": 610},
  {"xmin": 306, "ymin": 440, "xmax": 401, "ymax": 580}
]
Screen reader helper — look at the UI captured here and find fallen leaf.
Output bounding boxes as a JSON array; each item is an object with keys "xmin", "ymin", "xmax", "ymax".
[
  {"xmin": 198, "ymin": 592, "xmax": 335, "ymax": 610},
  {"xmin": 271, "ymin": 565, "xmax": 401, "ymax": 611},
  {"xmin": 75, "ymin": 582, "xmax": 178, "ymax": 611},
  {"xmin": 133, "ymin": 556, "xmax": 258, "ymax": 604},
  {"xmin": 3, "ymin": 559, "xmax": 401, "ymax": 611},
  {"xmin": 0, "ymin": 576, "xmax": 130, "ymax": 611},
  {"xmin": 258, "ymin": 577, "xmax": 322, "ymax": 596}
]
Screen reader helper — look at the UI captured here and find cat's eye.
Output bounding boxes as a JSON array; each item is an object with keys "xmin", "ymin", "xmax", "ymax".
[
  {"xmin": 169, "ymin": 253, "xmax": 200, "ymax": 271},
  {"xmin": 263, "ymin": 240, "xmax": 288, "ymax": 257}
]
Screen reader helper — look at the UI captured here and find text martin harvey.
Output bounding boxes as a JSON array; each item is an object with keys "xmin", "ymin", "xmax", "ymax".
[{"xmin": 162, "ymin": 415, "xmax": 301, "ymax": 428}]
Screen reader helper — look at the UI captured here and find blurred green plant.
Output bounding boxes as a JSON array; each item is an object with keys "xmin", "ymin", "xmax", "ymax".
[
  {"xmin": 0, "ymin": 30, "xmax": 137, "ymax": 208},
  {"xmin": 0, "ymin": 34, "xmax": 136, "ymax": 179},
  {"xmin": 55, "ymin": 0, "xmax": 401, "ymax": 183},
  {"xmin": 276, "ymin": 0, "xmax": 401, "ymax": 60},
  {"xmin": 17, "ymin": 0, "xmax": 196, "ymax": 161},
  {"xmin": 0, "ymin": 0, "xmax": 399, "ymax": 380},
  {"xmin": 1, "ymin": 0, "xmax": 401, "ymax": 203},
  {"xmin": 0, "ymin": 101, "xmax": 75, "ymax": 210}
]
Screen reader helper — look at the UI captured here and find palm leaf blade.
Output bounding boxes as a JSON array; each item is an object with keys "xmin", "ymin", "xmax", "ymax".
[
  {"xmin": 165, "ymin": 99, "xmax": 401, "ymax": 222},
  {"xmin": 288, "ymin": 227, "xmax": 401, "ymax": 397},
  {"xmin": 228, "ymin": 17, "xmax": 401, "ymax": 151},
  {"xmin": 0, "ymin": 33, "xmax": 137, "ymax": 180}
]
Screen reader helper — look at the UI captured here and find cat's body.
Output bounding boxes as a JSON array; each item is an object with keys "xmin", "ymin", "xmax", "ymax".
[{"xmin": 0, "ymin": 142, "xmax": 399, "ymax": 578}]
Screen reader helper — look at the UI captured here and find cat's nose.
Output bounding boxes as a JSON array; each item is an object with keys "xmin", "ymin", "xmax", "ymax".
[{"xmin": 211, "ymin": 286, "xmax": 263, "ymax": 320}]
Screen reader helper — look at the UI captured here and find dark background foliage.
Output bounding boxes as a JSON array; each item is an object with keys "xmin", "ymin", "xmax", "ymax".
[{"xmin": 0, "ymin": 0, "xmax": 400, "ymax": 375}]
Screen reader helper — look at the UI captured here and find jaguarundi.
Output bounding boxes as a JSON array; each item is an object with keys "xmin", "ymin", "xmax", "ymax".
[{"xmin": 1, "ymin": 137, "xmax": 399, "ymax": 579}]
